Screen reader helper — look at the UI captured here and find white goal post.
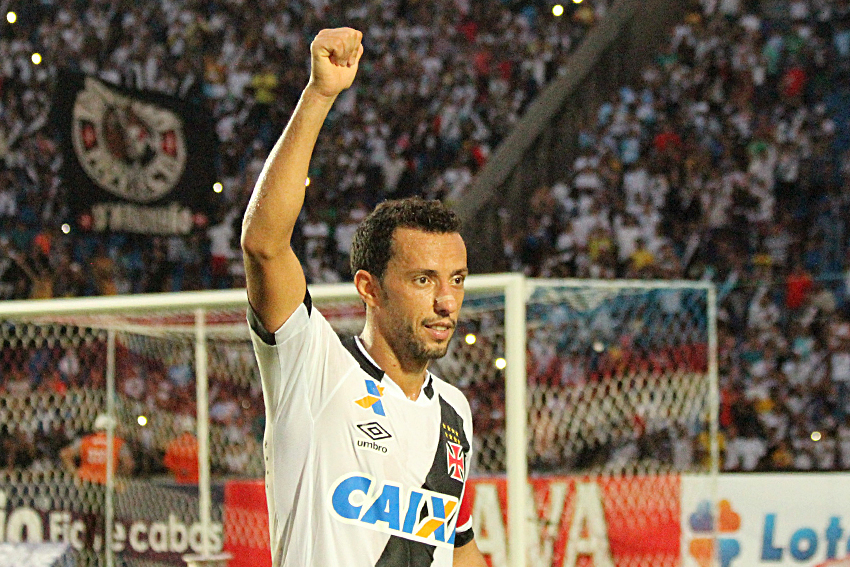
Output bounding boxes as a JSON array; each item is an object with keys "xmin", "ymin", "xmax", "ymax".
[{"xmin": 0, "ymin": 274, "xmax": 717, "ymax": 567}]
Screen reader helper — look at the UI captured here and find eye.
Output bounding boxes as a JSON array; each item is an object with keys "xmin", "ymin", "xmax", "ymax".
[
  {"xmin": 452, "ymin": 275, "xmax": 465, "ymax": 286},
  {"xmin": 416, "ymin": 276, "xmax": 430, "ymax": 285}
]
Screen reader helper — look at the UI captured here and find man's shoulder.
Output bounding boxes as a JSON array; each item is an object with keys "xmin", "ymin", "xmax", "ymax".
[{"xmin": 248, "ymin": 292, "xmax": 335, "ymax": 347}]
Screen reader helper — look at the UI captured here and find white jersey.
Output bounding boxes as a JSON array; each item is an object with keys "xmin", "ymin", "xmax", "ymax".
[{"xmin": 249, "ymin": 293, "xmax": 475, "ymax": 567}]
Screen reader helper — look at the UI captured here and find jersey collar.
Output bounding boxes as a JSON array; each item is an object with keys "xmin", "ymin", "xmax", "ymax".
[{"xmin": 343, "ymin": 335, "xmax": 434, "ymax": 400}]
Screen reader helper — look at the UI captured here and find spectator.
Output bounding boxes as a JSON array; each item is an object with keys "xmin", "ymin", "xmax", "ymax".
[
  {"xmin": 89, "ymin": 244, "xmax": 117, "ymax": 296},
  {"xmin": 786, "ymin": 261, "xmax": 814, "ymax": 311},
  {"xmin": 1, "ymin": 423, "xmax": 36, "ymax": 470},
  {"xmin": 163, "ymin": 415, "xmax": 199, "ymax": 484},
  {"xmin": 3, "ymin": 239, "xmax": 53, "ymax": 299},
  {"xmin": 830, "ymin": 340, "xmax": 850, "ymax": 420},
  {"xmin": 60, "ymin": 414, "xmax": 135, "ymax": 484},
  {"xmin": 627, "ymin": 237, "xmax": 656, "ymax": 278},
  {"xmin": 766, "ymin": 439, "xmax": 795, "ymax": 471}
]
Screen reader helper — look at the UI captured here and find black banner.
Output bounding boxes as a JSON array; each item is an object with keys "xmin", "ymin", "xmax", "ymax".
[{"xmin": 52, "ymin": 71, "xmax": 219, "ymax": 235}]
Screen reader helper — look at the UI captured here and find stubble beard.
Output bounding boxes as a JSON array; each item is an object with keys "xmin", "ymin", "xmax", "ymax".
[
  {"xmin": 379, "ymin": 288, "xmax": 454, "ymax": 365},
  {"xmin": 406, "ymin": 331, "xmax": 451, "ymax": 362},
  {"xmin": 390, "ymin": 319, "xmax": 453, "ymax": 365}
]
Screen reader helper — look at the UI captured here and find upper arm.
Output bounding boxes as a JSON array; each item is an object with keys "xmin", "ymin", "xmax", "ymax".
[{"xmin": 244, "ymin": 246, "xmax": 307, "ymax": 335}]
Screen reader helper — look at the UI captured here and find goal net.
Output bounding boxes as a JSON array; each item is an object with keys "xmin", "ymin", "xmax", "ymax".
[
  {"xmin": 0, "ymin": 276, "xmax": 716, "ymax": 567},
  {"xmin": 523, "ymin": 279, "xmax": 717, "ymax": 477},
  {"xmin": 438, "ymin": 278, "xmax": 718, "ymax": 567}
]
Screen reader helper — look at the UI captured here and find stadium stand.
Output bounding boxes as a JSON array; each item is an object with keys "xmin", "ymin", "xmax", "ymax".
[
  {"xmin": 0, "ymin": 0, "xmax": 608, "ymax": 477},
  {"xmin": 0, "ymin": 0, "xmax": 602, "ymax": 297},
  {"xmin": 490, "ymin": 0, "xmax": 850, "ymax": 471},
  {"xmin": 0, "ymin": 0, "xmax": 849, "ymax": 476}
]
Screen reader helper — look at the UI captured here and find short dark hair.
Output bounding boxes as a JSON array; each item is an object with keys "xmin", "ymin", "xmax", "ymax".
[{"xmin": 349, "ymin": 197, "xmax": 460, "ymax": 280}]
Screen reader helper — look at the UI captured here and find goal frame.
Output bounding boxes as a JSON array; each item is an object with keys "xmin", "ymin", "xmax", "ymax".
[{"xmin": 0, "ymin": 274, "xmax": 717, "ymax": 567}]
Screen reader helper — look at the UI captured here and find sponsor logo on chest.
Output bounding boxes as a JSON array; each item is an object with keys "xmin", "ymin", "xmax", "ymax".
[
  {"xmin": 352, "ymin": 378, "xmax": 394, "ymax": 454},
  {"xmin": 328, "ymin": 473, "xmax": 459, "ymax": 548},
  {"xmin": 354, "ymin": 378, "xmax": 386, "ymax": 416}
]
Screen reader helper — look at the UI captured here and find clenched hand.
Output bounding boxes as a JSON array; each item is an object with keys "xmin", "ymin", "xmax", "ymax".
[{"xmin": 308, "ymin": 27, "xmax": 364, "ymax": 99}]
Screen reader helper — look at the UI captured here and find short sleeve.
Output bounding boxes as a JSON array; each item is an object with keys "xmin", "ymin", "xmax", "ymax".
[
  {"xmin": 453, "ymin": 485, "xmax": 475, "ymax": 547},
  {"xmin": 247, "ymin": 291, "xmax": 357, "ymax": 422}
]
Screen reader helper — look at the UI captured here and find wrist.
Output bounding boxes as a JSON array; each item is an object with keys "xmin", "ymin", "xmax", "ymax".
[{"xmin": 302, "ymin": 83, "xmax": 339, "ymax": 105}]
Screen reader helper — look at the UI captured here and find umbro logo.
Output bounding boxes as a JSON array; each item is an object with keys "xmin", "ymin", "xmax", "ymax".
[
  {"xmin": 355, "ymin": 421, "xmax": 392, "ymax": 454},
  {"xmin": 357, "ymin": 421, "xmax": 392, "ymax": 441}
]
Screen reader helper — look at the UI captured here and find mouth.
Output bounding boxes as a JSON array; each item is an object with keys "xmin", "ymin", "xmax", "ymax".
[{"xmin": 423, "ymin": 320, "xmax": 456, "ymax": 341}]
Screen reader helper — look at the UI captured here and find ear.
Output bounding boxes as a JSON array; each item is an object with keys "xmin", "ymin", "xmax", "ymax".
[{"xmin": 354, "ymin": 269, "xmax": 381, "ymax": 308}]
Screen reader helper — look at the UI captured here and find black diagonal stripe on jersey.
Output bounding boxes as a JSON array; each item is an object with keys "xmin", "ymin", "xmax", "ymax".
[
  {"xmin": 341, "ymin": 336, "xmax": 384, "ymax": 381},
  {"xmin": 424, "ymin": 396, "xmax": 470, "ymax": 498},
  {"xmin": 374, "ymin": 396, "xmax": 471, "ymax": 567},
  {"xmin": 304, "ymin": 289, "xmax": 313, "ymax": 316},
  {"xmin": 375, "ymin": 535, "xmax": 436, "ymax": 567},
  {"xmin": 423, "ymin": 377, "xmax": 434, "ymax": 399}
]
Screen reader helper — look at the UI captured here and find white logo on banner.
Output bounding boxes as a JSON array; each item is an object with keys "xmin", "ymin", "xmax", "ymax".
[{"xmin": 72, "ymin": 78, "xmax": 187, "ymax": 203}]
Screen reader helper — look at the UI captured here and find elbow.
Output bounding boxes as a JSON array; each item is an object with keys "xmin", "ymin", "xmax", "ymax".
[
  {"xmin": 240, "ymin": 228, "xmax": 263, "ymax": 257},
  {"xmin": 240, "ymin": 223, "xmax": 290, "ymax": 261}
]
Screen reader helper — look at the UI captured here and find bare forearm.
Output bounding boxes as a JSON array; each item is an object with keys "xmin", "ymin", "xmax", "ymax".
[
  {"xmin": 453, "ymin": 540, "xmax": 487, "ymax": 567},
  {"xmin": 241, "ymin": 86, "xmax": 336, "ymax": 257}
]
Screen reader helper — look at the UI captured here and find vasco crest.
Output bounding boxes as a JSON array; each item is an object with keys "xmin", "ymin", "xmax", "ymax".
[{"xmin": 71, "ymin": 78, "xmax": 187, "ymax": 203}]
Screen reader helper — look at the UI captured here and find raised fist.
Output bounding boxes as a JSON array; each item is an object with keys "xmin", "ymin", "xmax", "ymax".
[{"xmin": 308, "ymin": 28, "xmax": 364, "ymax": 99}]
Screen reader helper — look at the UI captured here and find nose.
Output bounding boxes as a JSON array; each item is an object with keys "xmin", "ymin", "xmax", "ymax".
[{"xmin": 434, "ymin": 293, "xmax": 458, "ymax": 316}]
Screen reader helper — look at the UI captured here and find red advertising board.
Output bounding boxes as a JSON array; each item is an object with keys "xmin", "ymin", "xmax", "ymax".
[{"xmin": 222, "ymin": 475, "xmax": 681, "ymax": 567}]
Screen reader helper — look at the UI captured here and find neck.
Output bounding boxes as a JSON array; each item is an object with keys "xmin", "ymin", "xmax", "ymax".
[{"xmin": 358, "ymin": 327, "xmax": 428, "ymax": 401}]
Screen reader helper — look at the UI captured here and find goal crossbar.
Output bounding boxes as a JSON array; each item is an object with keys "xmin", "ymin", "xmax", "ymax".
[{"xmin": 0, "ymin": 273, "xmax": 531, "ymax": 317}]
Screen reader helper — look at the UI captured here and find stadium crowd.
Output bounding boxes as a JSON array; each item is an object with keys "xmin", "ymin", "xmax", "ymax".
[
  {"xmin": 0, "ymin": 0, "xmax": 598, "ymax": 297},
  {"xmin": 0, "ymin": 0, "xmax": 850, "ymax": 476},
  {"xmin": 497, "ymin": 0, "xmax": 850, "ymax": 472},
  {"xmin": 0, "ymin": 0, "xmax": 605, "ymax": 477}
]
